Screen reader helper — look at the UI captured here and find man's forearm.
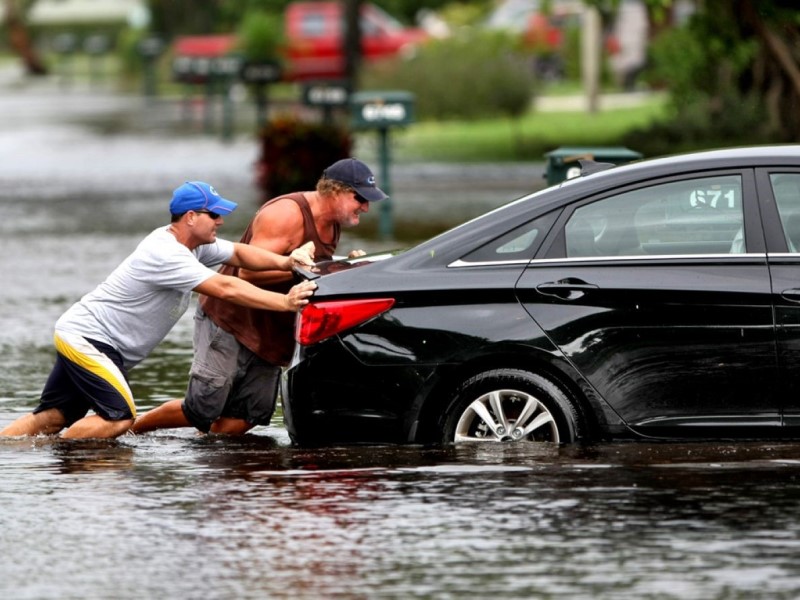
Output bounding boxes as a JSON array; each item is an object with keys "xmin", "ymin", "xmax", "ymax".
[{"xmin": 232, "ymin": 243, "xmax": 291, "ymax": 272}]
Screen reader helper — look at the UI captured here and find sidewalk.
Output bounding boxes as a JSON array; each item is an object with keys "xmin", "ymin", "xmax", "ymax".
[{"xmin": 535, "ymin": 90, "xmax": 659, "ymax": 112}]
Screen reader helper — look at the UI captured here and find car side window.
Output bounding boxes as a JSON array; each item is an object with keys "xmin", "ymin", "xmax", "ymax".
[
  {"xmin": 462, "ymin": 211, "xmax": 558, "ymax": 263},
  {"xmin": 565, "ymin": 175, "xmax": 744, "ymax": 258},
  {"xmin": 770, "ymin": 174, "xmax": 800, "ymax": 252}
]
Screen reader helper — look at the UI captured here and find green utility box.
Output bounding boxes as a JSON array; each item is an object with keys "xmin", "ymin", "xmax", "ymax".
[{"xmin": 544, "ymin": 146, "xmax": 643, "ymax": 186}]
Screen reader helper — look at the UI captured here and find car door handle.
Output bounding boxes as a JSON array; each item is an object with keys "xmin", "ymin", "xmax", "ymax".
[
  {"xmin": 781, "ymin": 289, "xmax": 800, "ymax": 303},
  {"xmin": 536, "ymin": 279, "xmax": 599, "ymax": 300}
]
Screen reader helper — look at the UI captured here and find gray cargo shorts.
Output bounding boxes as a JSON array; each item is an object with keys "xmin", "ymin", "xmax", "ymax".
[{"xmin": 182, "ymin": 306, "xmax": 281, "ymax": 433}]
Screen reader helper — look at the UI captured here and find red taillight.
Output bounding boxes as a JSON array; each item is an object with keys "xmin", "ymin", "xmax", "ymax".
[{"xmin": 295, "ymin": 298, "xmax": 395, "ymax": 345}]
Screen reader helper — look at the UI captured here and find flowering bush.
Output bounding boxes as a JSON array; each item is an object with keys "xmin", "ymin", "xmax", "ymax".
[{"xmin": 255, "ymin": 115, "xmax": 352, "ymax": 199}]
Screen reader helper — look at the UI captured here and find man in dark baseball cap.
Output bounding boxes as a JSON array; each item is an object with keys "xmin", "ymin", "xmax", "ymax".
[{"xmin": 322, "ymin": 158, "xmax": 389, "ymax": 202}]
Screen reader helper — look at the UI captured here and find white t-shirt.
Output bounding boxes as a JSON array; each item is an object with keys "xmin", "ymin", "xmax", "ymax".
[{"xmin": 56, "ymin": 226, "xmax": 235, "ymax": 368}]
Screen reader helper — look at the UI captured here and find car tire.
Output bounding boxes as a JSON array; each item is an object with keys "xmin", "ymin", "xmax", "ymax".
[{"xmin": 439, "ymin": 369, "xmax": 583, "ymax": 444}]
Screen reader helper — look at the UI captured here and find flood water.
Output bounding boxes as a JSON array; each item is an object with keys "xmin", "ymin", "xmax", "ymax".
[{"xmin": 3, "ymin": 80, "xmax": 800, "ymax": 599}]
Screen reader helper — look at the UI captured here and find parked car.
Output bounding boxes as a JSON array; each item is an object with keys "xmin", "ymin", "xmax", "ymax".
[
  {"xmin": 284, "ymin": 1, "xmax": 428, "ymax": 81},
  {"xmin": 171, "ymin": 2, "xmax": 427, "ymax": 84},
  {"xmin": 283, "ymin": 146, "xmax": 800, "ymax": 446}
]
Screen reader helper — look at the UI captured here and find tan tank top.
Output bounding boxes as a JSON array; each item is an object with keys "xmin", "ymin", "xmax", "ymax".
[{"xmin": 200, "ymin": 192, "xmax": 339, "ymax": 365}]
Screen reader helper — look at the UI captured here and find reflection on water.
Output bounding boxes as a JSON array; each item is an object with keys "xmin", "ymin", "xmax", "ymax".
[
  {"xmin": 3, "ymin": 87, "xmax": 800, "ymax": 599},
  {"xmin": 3, "ymin": 435, "xmax": 800, "ymax": 599}
]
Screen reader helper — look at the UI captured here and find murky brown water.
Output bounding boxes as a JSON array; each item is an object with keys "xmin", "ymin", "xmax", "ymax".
[{"xmin": 3, "ymin": 82, "xmax": 800, "ymax": 599}]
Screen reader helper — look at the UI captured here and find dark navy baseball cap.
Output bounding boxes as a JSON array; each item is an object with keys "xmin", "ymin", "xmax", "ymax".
[
  {"xmin": 323, "ymin": 158, "xmax": 388, "ymax": 202},
  {"xmin": 169, "ymin": 181, "xmax": 238, "ymax": 215}
]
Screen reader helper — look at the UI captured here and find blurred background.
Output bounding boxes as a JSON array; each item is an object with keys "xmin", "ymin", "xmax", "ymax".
[
  {"xmin": 3, "ymin": 1, "xmax": 799, "ymax": 212},
  {"xmin": 2, "ymin": 0, "xmax": 800, "ymax": 253}
]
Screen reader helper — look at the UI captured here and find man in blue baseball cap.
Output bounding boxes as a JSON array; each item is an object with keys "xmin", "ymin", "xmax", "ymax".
[
  {"xmin": 1, "ymin": 181, "xmax": 317, "ymax": 440},
  {"xmin": 169, "ymin": 181, "xmax": 239, "ymax": 216}
]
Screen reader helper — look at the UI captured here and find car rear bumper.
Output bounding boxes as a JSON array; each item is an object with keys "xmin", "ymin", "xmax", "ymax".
[{"xmin": 283, "ymin": 349, "xmax": 436, "ymax": 445}]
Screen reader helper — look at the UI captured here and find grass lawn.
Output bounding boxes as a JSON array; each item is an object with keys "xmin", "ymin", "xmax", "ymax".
[{"xmin": 385, "ymin": 97, "xmax": 669, "ymax": 163}]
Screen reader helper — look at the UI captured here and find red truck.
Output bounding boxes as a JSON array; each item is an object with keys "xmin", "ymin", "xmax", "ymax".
[
  {"xmin": 284, "ymin": 1, "xmax": 427, "ymax": 81},
  {"xmin": 173, "ymin": 1, "xmax": 427, "ymax": 83}
]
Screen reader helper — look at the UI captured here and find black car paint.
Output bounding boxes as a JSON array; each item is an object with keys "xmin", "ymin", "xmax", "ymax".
[{"xmin": 283, "ymin": 147, "xmax": 800, "ymax": 445}]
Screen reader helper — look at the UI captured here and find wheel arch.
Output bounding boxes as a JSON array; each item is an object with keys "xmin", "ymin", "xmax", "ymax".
[{"xmin": 412, "ymin": 344, "xmax": 605, "ymax": 443}]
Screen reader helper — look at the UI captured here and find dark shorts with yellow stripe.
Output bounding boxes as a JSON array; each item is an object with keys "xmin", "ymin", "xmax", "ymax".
[{"xmin": 34, "ymin": 331, "xmax": 136, "ymax": 426}]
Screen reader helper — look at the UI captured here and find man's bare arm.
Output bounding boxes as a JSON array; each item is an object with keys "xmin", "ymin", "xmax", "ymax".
[
  {"xmin": 194, "ymin": 274, "xmax": 316, "ymax": 312},
  {"xmin": 239, "ymin": 200, "xmax": 309, "ymax": 287}
]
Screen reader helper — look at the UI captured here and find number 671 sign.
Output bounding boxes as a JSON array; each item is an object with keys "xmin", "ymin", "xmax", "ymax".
[{"xmin": 689, "ymin": 187, "xmax": 737, "ymax": 209}]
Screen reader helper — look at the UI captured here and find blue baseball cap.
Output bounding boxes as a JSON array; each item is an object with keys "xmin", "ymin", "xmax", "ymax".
[
  {"xmin": 169, "ymin": 181, "xmax": 238, "ymax": 216},
  {"xmin": 323, "ymin": 158, "xmax": 388, "ymax": 202}
]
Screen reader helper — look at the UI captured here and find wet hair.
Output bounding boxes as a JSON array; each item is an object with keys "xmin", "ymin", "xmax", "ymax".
[{"xmin": 317, "ymin": 177, "xmax": 355, "ymax": 199}]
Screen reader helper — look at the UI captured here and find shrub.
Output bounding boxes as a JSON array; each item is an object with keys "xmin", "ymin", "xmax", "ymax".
[
  {"xmin": 622, "ymin": 90, "xmax": 770, "ymax": 157},
  {"xmin": 361, "ymin": 30, "xmax": 535, "ymax": 121},
  {"xmin": 236, "ymin": 10, "xmax": 283, "ymax": 62},
  {"xmin": 255, "ymin": 115, "xmax": 352, "ymax": 199}
]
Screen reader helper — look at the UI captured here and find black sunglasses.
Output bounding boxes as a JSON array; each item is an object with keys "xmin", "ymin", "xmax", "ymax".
[{"xmin": 195, "ymin": 210, "xmax": 221, "ymax": 220}]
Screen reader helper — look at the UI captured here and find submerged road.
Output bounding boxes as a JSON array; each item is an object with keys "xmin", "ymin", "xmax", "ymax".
[{"xmin": 0, "ymin": 64, "xmax": 547, "ymax": 233}]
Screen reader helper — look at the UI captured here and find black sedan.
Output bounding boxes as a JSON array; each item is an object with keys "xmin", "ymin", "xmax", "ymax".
[{"xmin": 283, "ymin": 145, "xmax": 800, "ymax": 445}]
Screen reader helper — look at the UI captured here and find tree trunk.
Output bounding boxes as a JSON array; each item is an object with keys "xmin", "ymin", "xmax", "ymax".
[{"xmin": 4, "ymin": 0, "xmax": 48, "ymax": 75}]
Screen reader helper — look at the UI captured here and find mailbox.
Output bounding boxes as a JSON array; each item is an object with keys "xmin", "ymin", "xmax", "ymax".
[
  {"xmin": 350, "ymin": 91, "xmax": 415, "ymax": 128},
  {"xmin": 137, "ymin": 36, "xmax": 165, "ymax": 59},
  {"xmin": 240, "ymin": 60, "xmax": 282, "ymax": 85},
  {"xmin": 348, "ymin": 91, "xmax": 415, "ymax": 241},
  {"xmin": 52, "ymin": 33, "xmax": 77, "ymax": 54},
  {"xmin": 302, "ymin": 80, "xmax": 350, "ymax": 107},
  {"xmin": 210, "ymin": 55, "xmax": 244, "ymax": 80},
  {"xmin": 83, "ymin": 34, "xmax": 110, "ymax": 56},
  {"xmin": 172, "ymin": 56, "xmax": 211, "ymax": 84}
]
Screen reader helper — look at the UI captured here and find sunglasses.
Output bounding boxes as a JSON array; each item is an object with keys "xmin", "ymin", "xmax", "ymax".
[{"xmin": 195, "ymin": 210, "xmax": 221, "ymax": 220}]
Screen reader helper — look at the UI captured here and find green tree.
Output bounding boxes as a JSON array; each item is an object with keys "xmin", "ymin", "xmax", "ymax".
[{"xmin": 625, "ymin": 0, "xmax": 800, "ymax": 153}]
